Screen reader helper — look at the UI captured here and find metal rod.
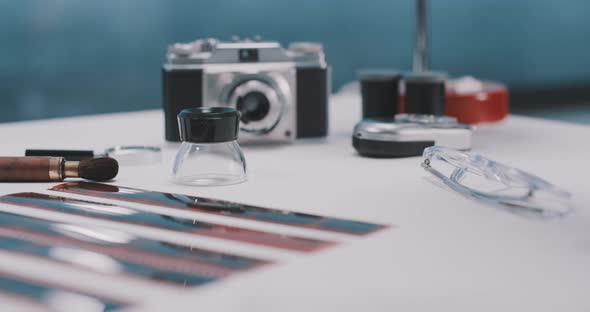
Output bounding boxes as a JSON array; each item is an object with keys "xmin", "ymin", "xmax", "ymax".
[{"xmin": 413, "ymin": 0, "xmax": 428, "ymax": 72}]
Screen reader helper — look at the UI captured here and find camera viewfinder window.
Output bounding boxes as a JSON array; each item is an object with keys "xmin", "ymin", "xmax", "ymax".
[{"xmin": 239, "ymin": 49, "xmax": 259, "ymax": 62}]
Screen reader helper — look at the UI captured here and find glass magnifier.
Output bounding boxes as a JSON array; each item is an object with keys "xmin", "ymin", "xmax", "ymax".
[
  {"xmin": 172, "ymin": 107, "xmax": 247, "ymax": 186},
  {"xmin": 422, "ymin": 146, "xmax": 572, "ymax": 219},
  {"xmin": 102, "ymin": 146, "xmax": 161, "ymax": 165}
]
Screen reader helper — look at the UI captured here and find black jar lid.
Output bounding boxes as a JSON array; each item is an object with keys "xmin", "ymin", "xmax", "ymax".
[
  {"xmin": 405, "ymin": 72, "xmax": 446, "ymax": 115},
  {"xmin": 177, "ymin": 107, "xmax": 240, "ymax": 143},
  {"xmin": 358, "ymin": 69, "xmax": 402, "ymax": 81},
  {"xmin": 358, "ymin": 69, "xmax": 402, "ymax": 119}
]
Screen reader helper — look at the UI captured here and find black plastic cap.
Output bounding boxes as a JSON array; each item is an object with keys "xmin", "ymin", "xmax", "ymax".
[
  {"xmin": 359, "ymin": 70, "xmax": 401, "ymax": 119},
  {"xmin": 352, "ymin": 136, "xmax": 434, "ymax": 158},
  {"xmin": 405, "ymin": 73, "xmax": 446, "ymax": 115},
  {"xmin": 177, "ymin": 107, "xmax": 240, "ymax": 143}
]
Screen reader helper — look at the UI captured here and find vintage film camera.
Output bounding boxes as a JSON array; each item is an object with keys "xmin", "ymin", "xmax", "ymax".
[{"xmin": 162, "ymin": 38, "xmax": 330, "ymax": 143}]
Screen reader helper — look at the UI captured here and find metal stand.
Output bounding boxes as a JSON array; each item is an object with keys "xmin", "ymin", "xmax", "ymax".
[{"xmin": 413, "ymin": 0, "xmax": 428, "ymax": 72}]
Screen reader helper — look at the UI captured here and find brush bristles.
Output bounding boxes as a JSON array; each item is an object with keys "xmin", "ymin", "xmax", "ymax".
[{"xmin": 78, "ymin": 157, "xmax": 119, "ymax": 181}]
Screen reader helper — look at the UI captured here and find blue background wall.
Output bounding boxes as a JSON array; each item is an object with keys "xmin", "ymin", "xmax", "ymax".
[{"xmin": 1, "ymin": 0, "xmax": 589, "ymax": 122}]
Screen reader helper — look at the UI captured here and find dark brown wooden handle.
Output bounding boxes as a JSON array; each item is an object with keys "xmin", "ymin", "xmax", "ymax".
[{"xmin": 0, "ymin": 157, "xmax": 61, "ymax": 182}]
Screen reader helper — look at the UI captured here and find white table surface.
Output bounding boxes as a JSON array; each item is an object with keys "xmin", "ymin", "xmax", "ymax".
[{"xmin": 0, "ymin": 91, "xmax": 589, "ymax": 312}]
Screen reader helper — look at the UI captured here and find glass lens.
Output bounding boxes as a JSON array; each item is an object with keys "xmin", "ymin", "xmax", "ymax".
[
  {"xmin": 226, "ymin": 79, "xmax": 283, "ymax": 134},
  {"xmin": 237, "ymin": 91, "xmax": 270, "ymax": 123},
  {"xmin": 172, "ymin": 141, "xmax": 247, "ymax": 186},
  {"xmin": 105, "ymin": 146, "xmax": 162, "ymax": 165},
  {"xmin": 427, "ymin": 154, "xmax": 531, "ymax": 198},
  {"xmin": 423, "ymin": 146, "xmax": 572, "ymax": 219}
]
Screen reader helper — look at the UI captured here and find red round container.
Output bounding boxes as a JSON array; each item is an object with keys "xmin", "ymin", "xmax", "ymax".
[{"xmin": 400, "ymin": 79, "xmax": 509, "ymax": 124}]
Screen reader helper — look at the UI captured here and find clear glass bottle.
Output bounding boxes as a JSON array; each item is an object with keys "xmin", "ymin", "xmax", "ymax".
[{"xmin": 172, "ymin": 107, "xmax": 247, "ymax": 186}]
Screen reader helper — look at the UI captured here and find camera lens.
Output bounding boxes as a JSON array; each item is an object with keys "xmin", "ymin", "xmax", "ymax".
[
  {"xmin": 225, "ymin": 78, "xmax": 285, "ymax": 134},
  {"xmin": 237, "ymin": 91, "xmax": 270, "ymax": 123}
]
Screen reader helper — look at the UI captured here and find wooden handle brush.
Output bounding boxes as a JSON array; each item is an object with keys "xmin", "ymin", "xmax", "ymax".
[{"xmin": 0, "ymin": 157, "xmax": 118, "ymax": 182}]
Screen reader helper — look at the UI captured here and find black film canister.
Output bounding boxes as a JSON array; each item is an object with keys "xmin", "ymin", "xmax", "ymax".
[
  {"xmin": 405, "ymin": 73, "xmax": 446, "ymax": 115},
  {"xmin": 359, "ymin": 70, "xmax": 401, "ymax": 119}
]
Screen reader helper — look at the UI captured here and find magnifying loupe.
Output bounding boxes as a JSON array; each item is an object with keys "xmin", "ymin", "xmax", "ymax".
[
  {"xmin": 25, "ymin": 146, "xmax": 162, "ymax": 166},
  {"xmin": 422, "ymin": 146, "xmax": 572, "ymax": 219}
]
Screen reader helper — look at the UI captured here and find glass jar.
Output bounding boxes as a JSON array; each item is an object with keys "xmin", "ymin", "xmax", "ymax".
[{"xmin": 172, "ymin": 107, "xmax": 246, "ymax": 186}]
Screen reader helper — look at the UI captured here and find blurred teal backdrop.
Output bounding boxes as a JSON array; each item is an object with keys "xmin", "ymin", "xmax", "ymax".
[{"xmin": 1, "ymin": 0, "xmax": 589, "ymax": 122}]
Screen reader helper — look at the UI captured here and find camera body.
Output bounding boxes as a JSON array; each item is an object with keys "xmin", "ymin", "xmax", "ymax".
[
  {"xmin": 352, "ymin": 114, "xmax": 472, "ymax": 158},
  {"xmin": 163, "ymin": 38, "xmax": 330, "ymax": 143}
]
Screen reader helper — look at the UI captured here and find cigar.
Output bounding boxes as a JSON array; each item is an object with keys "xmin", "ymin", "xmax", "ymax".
[{"xmin": 0, "ymin": 157, "xmax": 118, "ymax": 182}]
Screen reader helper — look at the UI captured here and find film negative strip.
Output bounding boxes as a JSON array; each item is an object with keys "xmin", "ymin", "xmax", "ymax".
[
  {"xmin": 51, "ymin": 182, "xmax": 388, "ymax": 235},
  {"xmin": 0, "ymin": 193, "xmax": 332, "ymax": 252},
  {"xmin": 0, "ymin": 272, "xmax": 128, "ymax": 312},
  {"xmin": 0, "ymin": 213, "xmax": 270, "ymax": 288}
]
